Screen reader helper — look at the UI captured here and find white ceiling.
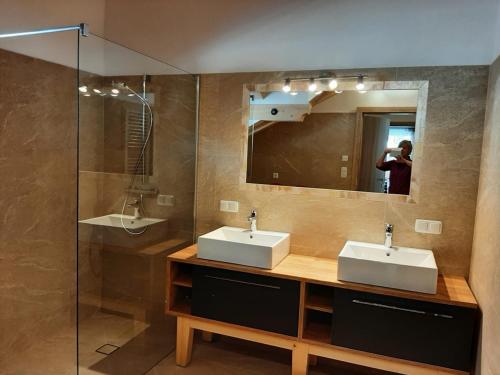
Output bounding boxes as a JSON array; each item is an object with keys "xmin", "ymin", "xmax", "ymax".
[
  {"xmin": 1, "ymin": 0, "xmax": 499, "ymax": 75},
  {"xmin": 104, "ymin": 0, "xmax": 500, "ymax": 74}
]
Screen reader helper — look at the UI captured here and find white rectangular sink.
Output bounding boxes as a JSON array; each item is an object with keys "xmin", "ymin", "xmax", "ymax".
[
  {"xmin": 79, "ymin": 214, "xmax": 165, "ymax": 230},
  {"xmin": 338, "ymin": 241, "xmax": 438, "ymax": 294},
  {"xmin": 197, "ymin": 226, "xmax": 290, "ymax": 269}
]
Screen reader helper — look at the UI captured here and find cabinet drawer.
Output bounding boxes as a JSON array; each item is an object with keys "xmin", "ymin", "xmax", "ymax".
[
  {"xmin": 192, "ymin": 265, "xmax": 300, "ymax": 336},
  {"xmin": 332, "ymin": 288, "xmax": 477, "ymax": 371}
]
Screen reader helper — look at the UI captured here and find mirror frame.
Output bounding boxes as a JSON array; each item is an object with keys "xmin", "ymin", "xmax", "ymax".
[{"xmin": 239, "ymin": 80, "xmax": 429, "ymax": 204}]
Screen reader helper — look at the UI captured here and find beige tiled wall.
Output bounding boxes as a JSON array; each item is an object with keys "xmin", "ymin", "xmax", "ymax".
[
  {"xmin": 469, "ymin": 55, "xmax": 500, "ymax": 375},
  {"xmin": 0, "ymin": 49, "xmax": 76, "ymax": 369},
  {"xmin": 196, "ymin": 66, "xmax": 488, "ymax": 276}
]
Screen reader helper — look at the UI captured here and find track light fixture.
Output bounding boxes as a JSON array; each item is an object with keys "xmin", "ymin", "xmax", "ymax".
[
  {"xmin": 328, "ymin": 77, "xmax": 338, "ymax": 90},
  {"xmin": 308, "ymin": 78, "xmax": 317, "ymax": 92},
  {"xmin": 282, "ymin": 78, "xmax": 291, "ymax": 93},
  {"xmin": 356, "ymin": 75, "xmax": 365, "ymax": 91}
]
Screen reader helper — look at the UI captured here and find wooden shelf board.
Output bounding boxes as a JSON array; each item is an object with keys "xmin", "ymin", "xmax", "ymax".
[
  {"xmin": 305, "ymin": 294, "xmax": 333, "ymax": 313},
  {"xmin": 303, "ymin": 322, "xmax": 331, "ymax": 344},
  {"xmin": 171, "ymin": 301, "xmax": 191, "ymax": 315},
  {"xmin": 173, "ymin": 274, "xmax": 193, "ymax": 288}
]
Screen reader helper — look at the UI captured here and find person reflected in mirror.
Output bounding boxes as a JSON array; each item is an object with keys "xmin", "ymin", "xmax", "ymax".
[{"xmin": 376, "ymin": 140, "xmax": 413, "ymax": 195}]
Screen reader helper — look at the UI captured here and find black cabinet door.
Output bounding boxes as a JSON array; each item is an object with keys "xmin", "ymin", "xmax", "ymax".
[
  {"xmin": 192, "ymin": 265, "xmax": 300, "ymax": 336},
  {"xmin": 332, "ymin": 288, "xmax": 477, "ymax": 371}
]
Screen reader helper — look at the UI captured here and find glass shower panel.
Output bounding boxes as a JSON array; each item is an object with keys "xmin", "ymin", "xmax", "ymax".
[
  {"xmin": 77, "ymin": 33, "xmax": 197, "ymax": 374},
  {"xmin": 0, "ymin": 30, "xmax": 79, "ymax": 375}
]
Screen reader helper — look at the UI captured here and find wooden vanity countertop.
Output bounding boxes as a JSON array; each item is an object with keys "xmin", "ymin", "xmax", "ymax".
[{"xmin": 168, "ymin": 245, "xmax": 478, "ymax": 308}]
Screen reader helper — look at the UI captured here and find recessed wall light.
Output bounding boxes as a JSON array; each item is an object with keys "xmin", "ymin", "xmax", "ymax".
[
  {"xmin": 308, "ymin": 78, "xmax": 317, "ymax": 92},
  {"xmin": 282, "ymin": 78, "xmax": 291, "ymax": 93}
]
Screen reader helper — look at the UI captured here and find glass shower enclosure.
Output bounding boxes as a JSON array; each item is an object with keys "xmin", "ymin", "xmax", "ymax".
[
  {"xmin": 0, "ymin": 24, "xmax": 198, "ymax": 375},
  {"xmin": 77, "ymin": 33, "xmax": 198, "ymax": 374}
]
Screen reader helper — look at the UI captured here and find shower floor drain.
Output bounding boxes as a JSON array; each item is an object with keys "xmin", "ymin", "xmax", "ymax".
[{"xmin": 96, "ymin": 344, "xmax": 120, "ymax": 355}]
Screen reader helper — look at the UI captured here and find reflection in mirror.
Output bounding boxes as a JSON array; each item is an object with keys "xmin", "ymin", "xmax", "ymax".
[{"xmin": 246, "ymin": 88, "xmax": 418, "ymax": 195}]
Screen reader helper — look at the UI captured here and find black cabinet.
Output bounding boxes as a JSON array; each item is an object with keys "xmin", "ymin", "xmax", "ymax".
[
  {"xmin": 192, "ymin": 265, "xmax": 300, "ymax": 336},
  {"xmin": 332, "ymin": 288, "xmax": 477, "ymax": 371}
]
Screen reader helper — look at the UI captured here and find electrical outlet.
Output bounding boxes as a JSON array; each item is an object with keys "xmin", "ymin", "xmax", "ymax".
[
  {"xmin": 340, "ymin": 167, "xmax": 348, "ymax": 178},
  {"xmin": 157, "ymin": 194, "xmax": 175, "ymax": 206},
  {"xmin": 415, "ymin": 219, "xmax": 442, "ymax": 234},
  {"xmin": 220, "ymin": 200, "xmax": 239, "ymax": 213}
]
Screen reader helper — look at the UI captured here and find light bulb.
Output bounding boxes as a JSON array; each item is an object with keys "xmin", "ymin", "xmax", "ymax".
[
  {"xmin": 111, "ymin": 88, "xmax": 120, "ymax": 94},
  {"xmin": 356, "ymin": 75, "xmax": 365, "ymax": 91},
  {"xmin": 78, "ymin": 85, "xmax": 88, "ymax": 93},
  {"xmin": 308, "ymin": 78, "xmax": 317, "ymax": 92},
  {"xmin": 282, "ymin": 78, "xmax": 291, "ymax": 93},
  {"xmin": 93, "ymin": 88, "xmax": 101, "ymax": 94},
  {"xmin": 290, "ymin": 92, "xmax": 298, "ymax": 96},
  {"xmin": 328, "ymin": 78, "xmax": 338, "ymax": 90}
]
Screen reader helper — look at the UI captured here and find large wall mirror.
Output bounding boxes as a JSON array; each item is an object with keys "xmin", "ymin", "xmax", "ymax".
[{"xmin": 242, "ymin": 78, "xmax": 428, "ymax": 198}]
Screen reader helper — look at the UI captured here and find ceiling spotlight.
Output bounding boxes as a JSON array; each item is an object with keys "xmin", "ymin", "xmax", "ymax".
[
  {"xmin": 334, "ymin": 90, "xmax": 343, "ymax": 94},
  {"xmin": 308, "ymin": 78, "xmax": 317, "ymax": 92},
  {"xmin": 356, "ymin": 75, "xmax": 365, "ymax": 91},
  {"xmin": 290, "ymin": 92, "xmax": 298, "ymax": 96},
  {"xmin": 92, "ymin": 88, "xmax": 101, "ymax": 94},
  {"xmin": 78, "ymin": 85, "xmax": 88, "ymax": 93},
  {"xmin": 111, "ymin": 88, "xmax": 120, "ymax": 94},
  {"xmin": 282, "ymin": 78, "xmax": 291, "ymax": 93},
  {"xmin": 328, "ymin": 78, "xmax": 338, "ymax": 90}
]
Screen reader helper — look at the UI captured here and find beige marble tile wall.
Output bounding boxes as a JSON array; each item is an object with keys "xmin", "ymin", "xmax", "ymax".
[
  {"xmin": 0, "ymin": 49, "xmax": 76, "ymax": 370},
  {"xmin": 197, "ymin": 66, "xmax": 488, "ymax": 276},
  {"xmin": 469, "ymin": 55, "xmax": 500, "ymax": 375},
  {"xmin": 249, "ymin": 113, "xmax": 356, "ymax": 189}
]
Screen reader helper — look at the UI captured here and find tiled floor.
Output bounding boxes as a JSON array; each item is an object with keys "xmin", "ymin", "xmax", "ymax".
[
  {"xmin": 3, "ymin": 313, "xmax": 395, "ymax": 375},
  {"xmin": 147, "ymin": 334, "xmax": 396, "ymax": 375}
]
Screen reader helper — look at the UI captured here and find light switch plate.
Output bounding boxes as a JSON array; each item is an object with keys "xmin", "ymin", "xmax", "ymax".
[
  {"xmin": 342, "ymin": 155, "xmax": 349, "ymax": 161},
  {"xmin": 273, "ymin": 172, "xmax": 279, "ymax": 179},
  {"xmin": 415, "ymin": 219, "xmax": 442, "ymax": 234},
  {"xmin": 220, "ymin": 200, "xmax": 239, "ymax": 213}
]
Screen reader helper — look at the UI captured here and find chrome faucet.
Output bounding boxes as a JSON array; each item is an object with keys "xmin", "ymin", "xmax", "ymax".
[
  {"xmin": 384, "ymin": 223, "xmax": 393, "ymax": 250},
  {"xmin": 128, "ymin": 198, "xmax": 142, "ymax": 219},
  {"xmin": 248, "ymin": 209, "xmax": 257, "ymax": 232}
]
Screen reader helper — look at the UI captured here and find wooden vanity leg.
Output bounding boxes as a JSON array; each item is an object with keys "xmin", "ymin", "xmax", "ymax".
[
  {"xmin": 201, "ymin": 331, "xmax": 215, "ymax": 342},
  {"xmin": 292, "ymin": 342, "xmax": 309, "ymax": 375},
  {"xmin": 176, "ymin": 316, "xmax": 194, "ymax": 367}
]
